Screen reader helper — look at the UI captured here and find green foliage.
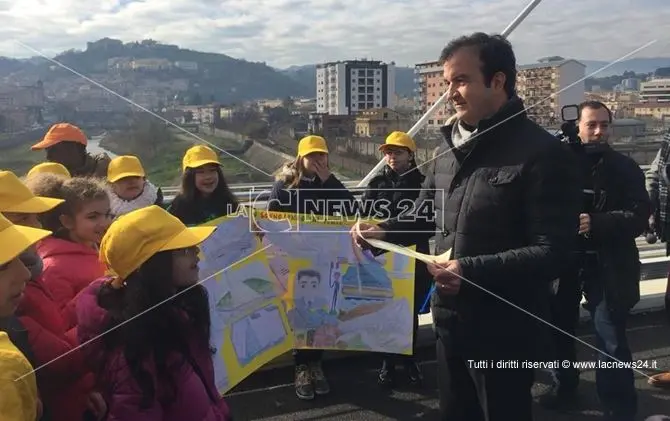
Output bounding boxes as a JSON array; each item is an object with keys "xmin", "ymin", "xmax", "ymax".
[
  {"xmin": 0, "ymin": 142, "xmax": 43, "ymax": 175},
  {"xmin": 101, "ymin": 116, "xmax": 270, "ymax": 186}
]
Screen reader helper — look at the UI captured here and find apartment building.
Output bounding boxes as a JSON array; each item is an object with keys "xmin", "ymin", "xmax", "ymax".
[
  {"xmin": 316, "ymin": 60, "xmax": 396, "ymax": 115},
  {"xmin": 413, "ymin": 57, "xmax": 585, "ymax": 129},
  {"xmin": 413, "ymin": 60, "xmax": 453, "ymax": 131},
  {"xmin": 585, "ymin": 91, "xmax": 640, "ymax": 118},
  {"xmin": 131, "ymin": 58, "xmax": 172, "ymax": 71},
  {"xmin": 640, "ymin": 78, "xmax": 670, "ymax": 103},
  {"xmin": 633, "ymin": 102, "xmax": 670, "ymax": 120},
  {"xmin": 516, "ymin": 58, "xmax": 585, "ymax": 126},
  {"xmin": 0, "ymin": 82, "xmax": 45, "ymax": 132}
]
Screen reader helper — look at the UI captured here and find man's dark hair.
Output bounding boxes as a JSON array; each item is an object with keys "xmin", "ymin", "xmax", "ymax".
[
  {"xmin": 578, "ymin": 100, "xmax": 613, "ymax": 122},
  {"xmin": 297, "ymin": 269, "xmax": 321, "ymax": 282},
  {"xmin": 439, "ymin": 32, "xmax": 517, "ymax": 98}
]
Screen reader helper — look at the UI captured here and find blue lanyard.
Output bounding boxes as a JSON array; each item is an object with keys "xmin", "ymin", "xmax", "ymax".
[{"xmin": 419, "ymin": 284, "xmax": 436, "ymax": 314}]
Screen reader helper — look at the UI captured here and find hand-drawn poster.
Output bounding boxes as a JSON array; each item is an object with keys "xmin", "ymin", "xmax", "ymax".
[
  {"xmin": 253, "ymin": 209, "xmax": 416, "ymax": 356},
  {"xmin": 197, "ymin": 211, "xmax": 417, "ymax": 395}
]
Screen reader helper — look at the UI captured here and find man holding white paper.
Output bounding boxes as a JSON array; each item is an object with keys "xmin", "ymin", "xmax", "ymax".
[{"xmin": 354, "ymin": 32, "xmax": 581, "ymax": 421}]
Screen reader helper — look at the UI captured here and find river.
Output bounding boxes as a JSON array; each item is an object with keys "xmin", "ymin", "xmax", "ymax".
[{"xmin": 87, "ymin": 133, "xmax": 118, "ymax": 159}]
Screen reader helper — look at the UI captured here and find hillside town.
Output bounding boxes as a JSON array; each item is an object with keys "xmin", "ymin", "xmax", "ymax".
[{"xmin": 0, "ymin": 39, "xmax": 668, "ymax": 152}]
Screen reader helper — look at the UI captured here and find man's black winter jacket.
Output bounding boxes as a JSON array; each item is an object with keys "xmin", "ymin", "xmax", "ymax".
[{"xmin": 381, "ymin": 96, "xmax": 582, "ymax": 361}]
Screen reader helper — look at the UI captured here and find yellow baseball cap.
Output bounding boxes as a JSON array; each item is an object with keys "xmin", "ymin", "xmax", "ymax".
[
  {"xmin": 0, "ymin": 171, "xmax": 64, "ymax": 213},
  {"xmin": 0, "ymin": 213, "xmax": 51, "ymax": 265},
  {"xmin": 297, "ymin": 135, "xmax": 328, "ymax": 157},
  {"xmin": 379, "ymin": 131, "xmax": 416, "ymax": 152},
  {"xmin": 26, "ymin": 162, "xmax": 71, "ymax": 179},
  {"xmin": 100, "ymin": 205, "xmax": 216, "ymax": 281},
  {"xmin": 107, "ymin": 155, "xmax": 146, "ymax": 183},
  {"xmin": 182, "ymin": 145, "xmax": 220, "ymax": 172}
]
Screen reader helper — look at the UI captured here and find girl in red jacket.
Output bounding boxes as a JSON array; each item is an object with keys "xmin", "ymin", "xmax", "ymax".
[
  {"xmin": 76, "ymin": 205, "xmax": 231, "ymax": 420},
  {"xmin": 0, "ymin": 170, "xmax": 106, "ymax": 421},
  {"xmin": 25, "ymin": 173, "xmax": 112, "ymax": 326}
]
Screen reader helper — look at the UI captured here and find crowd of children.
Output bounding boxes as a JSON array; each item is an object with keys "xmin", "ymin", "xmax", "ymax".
[{"xmin": 0, "ymin": 122, "xmax": 239, "ymax": 420}]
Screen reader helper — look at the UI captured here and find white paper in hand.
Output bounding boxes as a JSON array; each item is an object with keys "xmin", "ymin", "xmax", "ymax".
[{"xmin": 354, "ymin": 222, "xmax": 451, "ymax": 265}]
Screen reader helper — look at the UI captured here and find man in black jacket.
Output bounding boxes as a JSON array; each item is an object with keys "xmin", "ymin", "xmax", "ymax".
[
  {"xmin": 355, "ymin": 32, "xmax": 582, "ymax": 421},
  {"xmin": 542, "ymin": 101, "xmax": 648, "ymax": 420}
]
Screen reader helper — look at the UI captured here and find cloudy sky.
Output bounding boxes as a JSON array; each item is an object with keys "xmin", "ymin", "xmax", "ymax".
[{"xmin": 0, "ymin": 0, "xmax": 669, "ymax": 68}]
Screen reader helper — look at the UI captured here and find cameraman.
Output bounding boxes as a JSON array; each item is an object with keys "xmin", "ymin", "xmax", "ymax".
[{"xmin": 541, "ymin": 101, "xmax": 649, "ymax": 421}]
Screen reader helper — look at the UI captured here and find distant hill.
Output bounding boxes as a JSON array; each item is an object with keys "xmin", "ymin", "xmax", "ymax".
[
  {"xmin": 280, "ymin": 64, "xmax": 417, "ymax": 98},
  {"xmin": 0, "ymin": 38, "xmax": 312, "ymax": 103},
  {"xmin": 579, "ymin": 57, "xmax": 670, "ymax": 77}
]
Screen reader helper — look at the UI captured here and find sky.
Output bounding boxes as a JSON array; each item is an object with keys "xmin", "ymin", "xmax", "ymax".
[{"xmin": 0, "ymin": 0, "xmax": 668, "ymax": 69}]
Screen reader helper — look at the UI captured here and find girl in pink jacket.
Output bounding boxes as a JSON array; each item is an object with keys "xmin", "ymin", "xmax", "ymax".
[
  {"xmin": 25, "ymin": 173, "xmax": 111, "ymax": 325},
  {"xmin": 76, "ymin": 205, "xmax": 232, "ymax": 420}
]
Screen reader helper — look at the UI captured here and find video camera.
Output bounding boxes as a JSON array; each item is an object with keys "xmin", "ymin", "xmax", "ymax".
[
  {"xmin": 556, "ymin": 105, "xmax": 581, "ymax": 146},
  {"xmin": 556, "ymin": 105, "xmax": 608, "ymax": 155}
]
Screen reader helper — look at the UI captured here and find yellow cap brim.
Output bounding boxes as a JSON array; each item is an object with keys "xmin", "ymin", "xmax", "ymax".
[
  {"xmin": 185, "ymin": 159, "xmax": 221, "ymax": 170},
  {"xmin": 0, "ymin": 224, "xmax": 51, "ymax": 265},
  {"xmin": 2, "ymin": 196, "xmax": 64, "ymax": 214},
  {"xmin": 379, "ymin": 142, "xmax": 414, "ymax": 152},
  {"xmin": 299, "ymin": 148, "xmax": 329, "ymax": 156},
  {"xmin": 161, "ymin": 226, "xmax": 217, "ymax": 252},
  {"xmin": 108, "ymin": 171, "xmax": 145, "ymax": 183}
]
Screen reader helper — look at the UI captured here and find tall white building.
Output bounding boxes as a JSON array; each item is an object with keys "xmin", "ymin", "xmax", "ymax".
[
  {"xmin": 516, "ymin": 57, "xmax": 586, "ymax": 126},
  {"xmin": 640, "ymin": 78, "xmax": 670, "ymax": 102},
  {"xmin": 316, "ymin": 60, "xmax": 396, "ymax": 115}
]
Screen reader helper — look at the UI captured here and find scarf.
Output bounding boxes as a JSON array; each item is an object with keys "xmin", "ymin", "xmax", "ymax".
[
  {"xmin": 451, "ymin": 120, "xmax": 477, "ymax": 150},
  {"xmin": 109, "ymin": 181, "xmax": 158, "ymax": 219}
]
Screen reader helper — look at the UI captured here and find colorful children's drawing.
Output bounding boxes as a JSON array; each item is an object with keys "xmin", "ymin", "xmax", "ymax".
[{"xmin": 197, "ymin": 212, "xmax": 417, "ymax": 395}]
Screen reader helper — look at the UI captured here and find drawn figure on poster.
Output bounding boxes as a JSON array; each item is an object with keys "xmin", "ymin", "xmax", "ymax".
[{"xmin": 288, "ymin": 268, "xmax": 339, "ymax": 347}]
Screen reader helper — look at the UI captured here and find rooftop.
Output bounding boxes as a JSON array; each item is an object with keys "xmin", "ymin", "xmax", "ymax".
[{"xmin": 316, "ymin": 60, "xmax": 393, "ymax": 68}]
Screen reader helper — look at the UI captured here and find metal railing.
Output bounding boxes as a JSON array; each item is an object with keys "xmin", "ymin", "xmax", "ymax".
[
  {"xmin": 162, "ymin": 165, "xmax": 653, "ymax": 203},
  {"xmin": 159, "ymin": 167, "xmax": 668, "ymax": 283}
]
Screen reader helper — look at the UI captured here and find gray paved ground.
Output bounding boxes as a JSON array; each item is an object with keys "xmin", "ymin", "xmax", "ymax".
[{"xmin": 225, "ymin": 311, "xmax": 670, "ymax": 421}]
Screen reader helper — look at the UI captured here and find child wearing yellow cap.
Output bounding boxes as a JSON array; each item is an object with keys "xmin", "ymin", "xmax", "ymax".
[
  {"xmin": 0, "ymin": 170, "xmax": 104, "ymax": 421},
  {"xmin": 26, "ymin": 162, "xmax": 71, "ymax": 180},
  {"xmin": 168, "ymin": 145, "xmax": 239, "ymax": 226},
  {"xmin": 360, "ymin": 131, "xmax": 430, "ymax": 389},
  {"xmin": 106, "ymin": 155, "xmax": 163, "ymax": 219},
  {"xmin": 268, "ymin": 135, "xmax": 357, "ymax": 401},
  {"xmin": 23, "ymin": 173, "xmax": 111, "ymax": 323},
  {"xmin": 75, "ymin": 206, "xmax": 232, "ymax": 420},
  {"xmin": 0, "ymin": 213, "xmax": 51, "ymax": 421}
]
